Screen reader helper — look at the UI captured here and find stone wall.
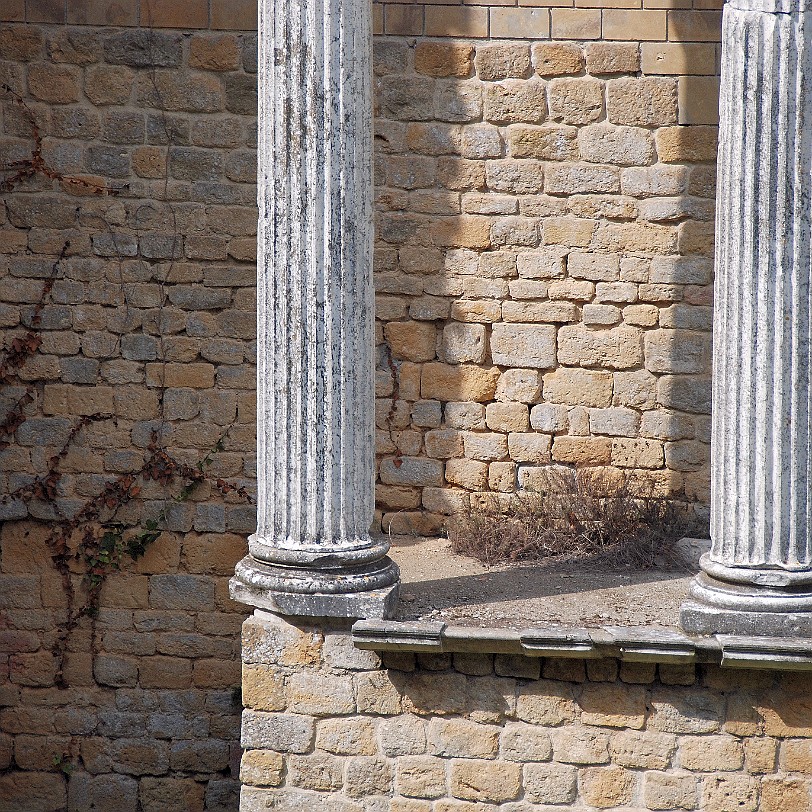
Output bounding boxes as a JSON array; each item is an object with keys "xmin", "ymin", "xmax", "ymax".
[
  {"xmin": 240, "ymin": 612, "xmax": 812, "ymax": 812},
  {"xmin": 0, "ymin": 13, "xmax": 258, "ymax": 812},
  {"xmin": 370, "ymin": 20, "xmax": 721, "ymax": 534},
  {"xmin": 0, "ymin": 1, "xmax": 722, "ymax": 810}
]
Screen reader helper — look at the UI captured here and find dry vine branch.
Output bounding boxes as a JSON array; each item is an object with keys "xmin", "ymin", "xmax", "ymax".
[{"xmin": 1, "ymin": 84, "xmax": 114, "ymax": 196}]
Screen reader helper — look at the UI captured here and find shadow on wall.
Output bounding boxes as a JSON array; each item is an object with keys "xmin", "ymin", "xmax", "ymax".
[{"xmin": 370, "ymin": 20, "xmax": 723, "ymax": 543}]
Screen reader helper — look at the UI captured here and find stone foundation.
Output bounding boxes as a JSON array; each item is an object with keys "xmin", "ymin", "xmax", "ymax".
[{"xmin": 239, "ymin": 612, "xmax": 812, "ymax": 811}]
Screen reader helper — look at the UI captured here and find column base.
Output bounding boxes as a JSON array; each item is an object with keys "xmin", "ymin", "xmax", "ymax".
[
  {"xmin": 680, "ymin": 571, "xmax": 812, "ymax": 637},
  {"xmin": 229, "ymin": 555, "xmax": 400, "ymax": 619}
]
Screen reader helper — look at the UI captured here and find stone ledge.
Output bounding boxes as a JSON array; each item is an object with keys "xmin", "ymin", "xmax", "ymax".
[{"xmin": 352, "ymin": 619, "xmax": 812, "ymax": 670}]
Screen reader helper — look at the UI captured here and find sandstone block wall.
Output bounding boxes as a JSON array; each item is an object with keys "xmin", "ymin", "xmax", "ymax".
[
  {"xmin": 0, "ymin": 1, "xmax": 722, "ymax": 809},
  {"xmin": 240, "ymin": 612, "xmax": 812, "ymax": 812},
  {"xmin": 370, "ymin": 18, "xmax": 721, "ymax": 535},
  {"xmin": 0, "ymin": 13, "xmax": 258, "ymax": 811}
]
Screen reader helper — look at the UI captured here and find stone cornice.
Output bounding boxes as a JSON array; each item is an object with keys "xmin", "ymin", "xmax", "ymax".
[{"xmin": 352, "ymin": 619, "xmax": 812, "ymax": 670}]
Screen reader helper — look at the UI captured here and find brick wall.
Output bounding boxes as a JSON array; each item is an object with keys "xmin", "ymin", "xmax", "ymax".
[
  {"xmin": 239, "ymin": 613, "xmax": 812, "ymax": 812},
  {"xmin": 0, "ymin": 1, "xmax": 721, "ymax": 809}
]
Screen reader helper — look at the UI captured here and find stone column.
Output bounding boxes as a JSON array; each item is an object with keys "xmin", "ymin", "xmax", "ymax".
[
  {"xmin": 229, "ymin": 0, "xmax": 399, "ymax": 618},
  {"xmin": 681, "ymin": 0, "xmax": 812, "ymax": 636}
]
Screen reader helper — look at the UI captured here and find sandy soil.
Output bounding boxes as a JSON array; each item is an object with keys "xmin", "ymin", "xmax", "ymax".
[{"xmin": 388, "ymin": 536, "xmax": 710, "ymax": 630}]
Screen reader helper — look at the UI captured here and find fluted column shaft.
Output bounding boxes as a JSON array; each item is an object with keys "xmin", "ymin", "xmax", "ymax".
[
  {"xmin": 682, "ymin": 0, "xmax": 812, "ymax": 635},
  {"xmin": 230, "ymin": 0, "xmax": 399, "ymax": 617}
]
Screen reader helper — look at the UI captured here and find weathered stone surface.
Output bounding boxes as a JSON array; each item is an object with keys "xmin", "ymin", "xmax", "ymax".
[
  {"xmin": 558, "ymin": 325, "xmax": 643, "ymax": 370},
  {"xmin": 524, "ymin": 762, "xmax": 577, "ymax": 804},
  {"xmin": 449, "ymin": 759, "xmax": 521, "ymax": 802},
  {"xmin": 491, "ymin": 324, "xmax": 556, "ymax": 368},
  {"xmin": 241, "ymin": 712, "xmax": 316, "ymax": 753},
  {"xmin": 543, "ymin": 368, "xmax": 613, "ymax": 408}
]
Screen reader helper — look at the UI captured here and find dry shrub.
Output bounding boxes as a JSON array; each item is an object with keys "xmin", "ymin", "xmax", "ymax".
[{"xmin": 448, "ymin": 468, "xmax": 705, "ymax": 569}]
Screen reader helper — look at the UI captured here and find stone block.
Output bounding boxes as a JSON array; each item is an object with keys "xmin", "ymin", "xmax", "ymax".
[
  {"xmin": 607, "ymin": 77, "xmax": 678, "ymax": 127},
  {"xmin": 483, "ymin": 79, "xmax": 547, "ymax": 124},
  {"xmin": 443, "ymin": 323, "xmax": 486, "ymax": 364},
  {"xmin": 488, "ymin": 6, "xmax": 546, "ymax": 37},
  {"xmin": 169, "ymin": 739, "xmax": 230, "ymax": 772},
  {"xmin": 508, "ymin": 124, "xmax": 578, "ymax": 161},
  {"xmin": 580, "ymin": 682, "xmax": 647, "ymax": 729},
  {"xmin": 241, "ymin": 711, "xmax": 315, "ymax": 753},
  {"xmin": 507, "ymin": 432, "xmax": 551, "ymax": 463},
  {"xmin": 139, "ymin": 777, "xmax": 206, "ymax": 812},
  {"xmin": 586, "ymin": 42, "xmax": 640, "ymax": 75},
  {"xmin": 449, "ymin": 759, "xmax": 521, "ymax": 802},
  {"xmin": 149, "ymin": 575, "xmax": 214, "ymax": 611},
  {"xmin": 500, "ymin": 722, "xmax": 552, "ymax": 762},
  {"xmin": 28, "ymin": 62, "xmax": 80, "ymax": 104},
  {"xmin": 545, "ymin": 163, "xmax": 619, "ymax": 195},
  {"xmin": 551, "ymin": 726, "xmax": 610, "ymax": 765},
  {"xmin": 611, "ymin": 438, "xmax": 663, "ymax": 468},
  {"xmin": 551, "ymin": 8, "xmax": 601, "ymax": 39},
  {"xmin": 287, "ymin": 753, "xmax": 344, "ymax": 791},
  {"xmin": 0, "ymin": 26, "xmax": 43, "ymax": 60},
  {"xmin": 355, "ymin": 670, "xmax": 402, "ymax": 715},
  {"xmin": 380, "ymin": 715, "xmax": 427, "ymax": 756},
  {"xmin": 428, "ymin": 719, "xmax": 499, "ymax": 759},
  {"xmin": 516, "ymin": 681, "xmax": 577, "ymax": 726},
  {"xmin": 524, "ymin": 762, "xmax": 577, "ymax": 804},
  {"xmin": 189, "ymin": 35, "xmax": 241, "ymax": 71},
  {"xmin": 444, "ymin": 457, "xmax": 488, "ymax": 490},
  {"xmin": 544, "ymin": 367, "xmax": 613, "ymax": 408},
  {"xmin": 533, "ymin": 42, "xmax": 584, "ymax": 77},
  {"xmin": 642, "ymin": 771, "xmax": 698, "ymax": 810},
  {"xmin": 702, "ymin": 775, "xmax": 759, "ymax": 812},
  {"xmin": 396, "ymin": 756, "xmax": 447, "ymax": 799},
  {"xmin": 679, "ymin": 735, "xmax": 743, "ymax": 771},
  {"xmin": 491, "ymin": 324, "xmax": 556, "ymax": 368},
  {"xmin": 345, "ymin": 756, "xmax": 393, "ymax": 797},
  {"xmin": 558, "ymin": 325, "xmax": 643, "ymax": 370},
  {"xmin": 414, "ymin": 43, "xmax": 474, "ymax": 78},
  {"xmin": 548, "ymin": 78, "xmax": 604, "ymax": 125},
  {"xmin": 287, "ymin": 672, "xmax": 356, "ymax": 716},
  {"xmin": 84, "ymin": 64, "xmax": 134, "ymax": 105},
  {"xmin": 462, "ymin": 431, "xmax": 508, "ymax": 462},
  {"xmin": 94, "ymin": 655, "xmax": 138, "ymax": 688},
  {"xmin": 138, "ymin": 656, "xmax": 192, "ymax": 689},
  {"xmin": 475, "ymin": 43, "xmax": 531, "ymax": 81},
  {"xmin": 579, "ymin": 124, "xmax": 655, "ymax": 166},
  {"xmin": 581, "ymin": 766, "xmax": 637, "ymax": 807},
  {"xmin": 421, "ymin": 363, "xmax": 500, "ymax": 402},
  {"xmin": 316, "ymin": 717, "xmax": 378, "ymax": 755},
  {"xmin": 610, "ymin": 730, "xmax": 676, "ymax": 769},
  {"xmin": 240, "ymin": 750, "xmax": 284, "ymax": 787},
  {"xmin": 649, "ymin": 688, "xmax": 723, "ymax": 733},
  {"xmin": 402, "ymin": 672, "xmax": 467, "ymax": 715}
]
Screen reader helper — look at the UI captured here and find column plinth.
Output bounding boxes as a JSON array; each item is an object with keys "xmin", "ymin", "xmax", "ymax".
[
  {"xmin": 681, "ymin": 0, "xmax": 812, "ymax": 637},
  {"xmin": 230, "ymin": 0, "xmax": 399, "ymax": 619}
]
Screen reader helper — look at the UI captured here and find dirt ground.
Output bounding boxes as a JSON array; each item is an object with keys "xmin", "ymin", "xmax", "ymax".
[{"xmin": 388, "ymin": 536, "xmax": 710, "ymax": 630}]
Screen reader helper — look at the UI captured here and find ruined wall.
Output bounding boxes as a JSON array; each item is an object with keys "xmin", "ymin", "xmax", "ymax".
[
  {"xmin": 0, "ymin": 0, "xmax": 721, "ymax": 809},
  {"xmin": 240, "ymin": 612, "xmax": 812, "ymax": 812}
]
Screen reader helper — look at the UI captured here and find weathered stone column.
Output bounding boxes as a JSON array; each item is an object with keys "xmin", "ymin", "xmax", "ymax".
[
  {"xmin": 681, "ymin": 0, "xmax": 812, "ymax": 636},
  {"xmin": 229, "ymin": 0, "xmax": 399, "ymax": 618}
]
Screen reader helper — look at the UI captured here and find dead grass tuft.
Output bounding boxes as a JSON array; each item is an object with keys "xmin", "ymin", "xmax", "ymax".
[{"xmin": 448, "ymin": 468, "xmax": 706, "ymax": 569}]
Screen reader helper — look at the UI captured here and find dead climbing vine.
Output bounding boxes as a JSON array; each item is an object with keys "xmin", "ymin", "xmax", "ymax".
[
  {"xmin": 383, "ymin": 342, "xmax": 404, "ymax": 468},
  {"xmin": 0, "ymin": 81, "xmax": 251, "ymax": 688},
  {"xmin": 1, "ymin": 83, "xmax": 113, "ymax": 197}
]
